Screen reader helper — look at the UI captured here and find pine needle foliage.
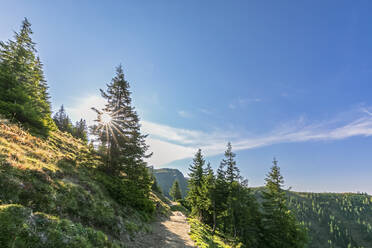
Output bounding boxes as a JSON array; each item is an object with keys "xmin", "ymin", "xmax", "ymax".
[
  {"xmin": 91, "ymin": 65, "xmax": 153, "ymax": 212},
  {"xmin": 170, "ymin": 180, "xmax": 182, "ymax": 201},
  {"xmin": 261, "ymin": 159, "xmax": 307, "ymax": 248},
  {"xmin": 0, "ymin": 18, "xmax": 55, "ymax": 137}
]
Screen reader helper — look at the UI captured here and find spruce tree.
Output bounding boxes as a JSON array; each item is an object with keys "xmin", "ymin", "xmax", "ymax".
[
  {"xmin": 221, "ymin": 142, "xmax": 241, "ymax": 237},
  {"xmin": 187, "ymin": 149, "xmax": 206, "ymax": 219},
  {"xmin": 0, "ymin": 18, "xmax": 54, "ymax": 137},
  {"xmin": 53, "ymin": 105, "xmax": 73, "ymax": 133},
  {"xmin": 151, "ymin": 174, "xmax": 162, "ymax": 194},
  {"xmin": 261, "ymin": 158, "xmax": 307, "ymax": 248},
  {"xmin": 203, "ymin": 162, "xmax": 216, "ymax": 228},
  {"xmin": 73, "ymin": 119, "xmax": 88, "ymax": 142},
  {"xmin": 214, "ymin": 161, "xmax": 229, "ymax": 233},
  {"xmin": 170, "ymin": 180, "xmax": 182, "ymax": 201},
  {"xmin": 91, "ymin": 65, "xmax": 152, "ymax": 209},
  {"xmin": 92, "ymin": 65, "xmax": 151, "ymax": 174},
  {"xmin": 222, "ymin": 142, "xmax": 241, "ymax": 184}
]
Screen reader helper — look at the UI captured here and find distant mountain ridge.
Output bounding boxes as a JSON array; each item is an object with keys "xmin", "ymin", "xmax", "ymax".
[
  {"xmin": 152, "ymin": 168, "xmax": 188, "ymax": 198},
  {"xmin": 156, "ymin": 169, "xmax": 372, "ymax": 247}
]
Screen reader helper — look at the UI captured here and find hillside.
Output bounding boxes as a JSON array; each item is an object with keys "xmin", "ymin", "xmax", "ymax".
[
  {"xmin": 153, "ymin": 168, "xmax": 188, "ymax": 198},
  {"xmin": 156, "ymin": 171, "xmax": 372, "ymax": 248},
  {"xmin": 0, "ymin": 122, "xmax": 169, "ymax": 247},
  {"xmin": 287, "ymin": 191, "xmax": 372, "ymax": 248}
]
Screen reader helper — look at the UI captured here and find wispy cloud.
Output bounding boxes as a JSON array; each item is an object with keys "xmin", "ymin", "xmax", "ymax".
[
  {"xmin": 361, "ymin": 107, "xmax": 372, "ymax": 116},
  {"xmin": 178, "ymin": 110, "xmax": 193, "ymax": 118},
  {"xmin": 66, "ymin": 94, "xmax": 106, "ymax": 126},
  {"xmin": 143, "ymin": 112, "xmax": 372, "ymax": 166},
  {"xmin": 63, "ymin": 94, "xmax": 372, "ymax": 167},
  {"xmin": 198, "ymin": 108, "xmax": 213, "ymax": 115},
  {"xmin": 229, "ymin": 97, "xmax": 262, "ymax": 109}
]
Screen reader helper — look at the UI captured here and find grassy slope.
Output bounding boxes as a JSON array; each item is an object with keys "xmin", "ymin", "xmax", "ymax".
[{"xmin": 0, "ymin": 123, "xmax": 166, "ymax": 247}]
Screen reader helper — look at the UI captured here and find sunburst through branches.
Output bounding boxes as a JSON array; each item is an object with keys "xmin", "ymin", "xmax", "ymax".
[{"xmin": 93, "ymin": 108, "xmax": 128, "ymax": 148}]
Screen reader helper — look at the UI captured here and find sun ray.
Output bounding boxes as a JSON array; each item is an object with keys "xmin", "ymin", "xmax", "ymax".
[
  {"xmin": 105, "ymin": 123, "xmax": 109, "ymax": 146},
  {"xmin": 110, "ymin": 121, "xmax": 129, "ymax": 141},
  {"xmin": 108, "ymin": 124, "xmax": 119, "ymax": 146}
]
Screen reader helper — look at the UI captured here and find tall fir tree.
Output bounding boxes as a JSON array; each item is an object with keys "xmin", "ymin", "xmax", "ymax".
[
  {"xmin": 261, "ymin": 158, "xmax": 307, "ymax": 248},
  {"xmin": 203, "ymin": 162, "xmax": 216, "ymax": 228},
  {"xmin": 169, "ymin": 180, "xmax": 182, "ymax": 201},
  {"xmin": 221, "ymin": 142, "xmax": 241, "ymax": 237},
  {"xmin": 0, "ymin": 18, "xmax": 54, "ymax": 136},
  {"xmin": 187, "ymin": 149, "xmax": 206, "ymax": 219},
  {"xmin": 222, "ymin": 142, "xmax": 241, "ymax": 184},
  {"xmin": 91, "ymin": 65, "xmax": 152, "ymax": 207},
  {"xmin": 214, "ymin": 160, "xmax": 229, "ymax": 233}
]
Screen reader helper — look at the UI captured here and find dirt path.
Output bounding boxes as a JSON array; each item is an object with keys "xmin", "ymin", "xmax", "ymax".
[{"xmin": 128, "ymin": 210, "xmax": 195, "ymax": 248}]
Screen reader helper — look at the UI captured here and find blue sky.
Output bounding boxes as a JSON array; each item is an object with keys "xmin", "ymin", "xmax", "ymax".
[{"xmin": 2, "ymin": 1, "xmax": 372, "ymax": 193}]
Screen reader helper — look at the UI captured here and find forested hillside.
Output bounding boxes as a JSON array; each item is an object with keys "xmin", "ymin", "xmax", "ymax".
[
  {"xmin": 157, "ymin": 167, "xmax": 372, "ymax": 248},
  {"xmin": 288, "ymin": 191, "xmax": 372, "ymax": 248}
]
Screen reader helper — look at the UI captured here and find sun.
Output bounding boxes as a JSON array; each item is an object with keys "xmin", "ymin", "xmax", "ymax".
[{"xmin": 101, "ymin": 112, "xmax": 112, "ymax": 125}]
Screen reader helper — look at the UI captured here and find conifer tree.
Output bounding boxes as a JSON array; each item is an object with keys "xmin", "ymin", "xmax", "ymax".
[
  {"xmin": 261, "ymin": 158, "xmax": 307, "ymax": 248},
  {"xmin": 203, "ymin": 162, "xmax": 216, "ymax": 228},
  {"xmin": 91, "ymin": 65, "xmax": 152, "ymax": 208},
  {"xmin": 187, "ymin": 149, "xmax": 206, "ymax": 219},
  {"xmin": 221, "ymin": 142, "xmax": 241, "ymax": 237},
  {"xmin": 0, "ymin": 18, "xmax": 55, "ymax": 136},
  {"xmin": 214, "ymin": 161, "xmax": 229, "ymax": 233},
  {"xmin": 53, "ymin": 105, "xmax": 73, "ymax": 133},
  {"xmin": 73, "ymin": 119, "xmax": 88, "ymax": 142},
  {"xmin": 151, "ymin": 174, "xmax": 162, "ymax": 194},
  {"xmin": 170, "ymin": 180, "xmax": 182, "ymax": 201},
  {"xmin": 223, "ymin": 142, "xmax": 241, "ymax": 184},
  {"xmin": 92, "ymin": 65, "xmax": 151, "ymax": 174}
]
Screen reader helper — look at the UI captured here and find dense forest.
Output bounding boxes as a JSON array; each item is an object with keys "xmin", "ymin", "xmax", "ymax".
[
  {"xmin": 287, "ymin": 191, "xmax": 372, "ymax": 248},
  {"xmin": 0, "ymin": 18, "xmax": 370, "ymax": 248}
]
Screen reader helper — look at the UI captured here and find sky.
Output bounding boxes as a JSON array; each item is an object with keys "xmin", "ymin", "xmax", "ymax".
[{"xmin": 1, "ymin": 0, "xmax": 372, "ymax": 193}]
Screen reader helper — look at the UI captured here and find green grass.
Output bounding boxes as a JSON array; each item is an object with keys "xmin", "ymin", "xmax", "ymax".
[
  {"xmin": 0, "ymin": 123, "xmax": 158, "ymax": 247},
  {"xmin": 0, "ymin": 204, "xmax": 120, "ymax": 248},
  {"xmin": 188, "ymin": 218, "xmax": 242, "ymax": 248},
  {"xmin": 170, "ymin": 202, "xmax": 190, "ymax": 216}
]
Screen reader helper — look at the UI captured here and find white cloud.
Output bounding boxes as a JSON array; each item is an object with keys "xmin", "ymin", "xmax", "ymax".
[
  {"xmin": 66, "ymin": 95, "xmax": 106, "ymax": 126},
  {"xmin": 178, "ymin": 110, "xmax": 193, "ymax": 118},
  {"xmin": 146, "ymin": 138, "xmax": 195, "ymax": 166},
  {"xmin": 229, "ymin": 97, "xmax": 262, "ymax": 110},
  {"xmin": 361, "ymin": 107, "xmax": 372, "ymax": 116},
  {"xmin": 144, "ymin": 114, "xmax": 372, "ymax": 166},
  {"xmin": 64, "ymin": 94, "xmax": 372, "ymax": 167},
  {"xmin": 198, "ymin": 108, "xmax": 213, "ymax": 115}
]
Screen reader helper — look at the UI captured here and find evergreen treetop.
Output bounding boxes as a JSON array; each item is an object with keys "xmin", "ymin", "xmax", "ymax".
[
  {"xmin": 0, "ymin": 18, "xmax": 55, "ymax": 137},
  {"xmin": 170, "ymin": 180, "xmax": 182, "ymax": 201},
  {"xmin": 221, "ymin": 142, "xmax": 241, "ymax": 184}
]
